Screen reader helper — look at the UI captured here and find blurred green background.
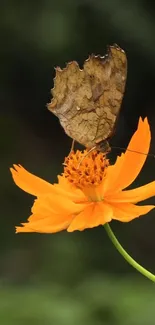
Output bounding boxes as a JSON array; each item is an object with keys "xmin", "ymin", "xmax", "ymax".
[{"xmin": 1, "ymin": 0, "xmax": 155, "ymax": 324}]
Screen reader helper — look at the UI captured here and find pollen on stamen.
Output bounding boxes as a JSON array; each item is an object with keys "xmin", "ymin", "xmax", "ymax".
[{"xmin": 63, "ymin": 150, "xmax": 109, "ymax": 188}]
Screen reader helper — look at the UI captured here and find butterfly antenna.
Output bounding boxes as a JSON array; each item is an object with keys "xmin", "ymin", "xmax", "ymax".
[
  {"xmin": 112, "ymin": 146, "xmax": 155, "ymax": 158},
  {"xmin": 77, "ymin": 146, "xmax": 97, "ymax": 169}
]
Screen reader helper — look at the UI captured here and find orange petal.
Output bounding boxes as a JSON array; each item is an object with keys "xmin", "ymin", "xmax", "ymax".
[
  {"xmin": 15, "ymin": 192, "xmax": 88, "ymax": 234},
  {"xmin": 57, "ymin": 175, "xmax": 73, "ymax": 191},
  {"xmin": 31, "ymin": 192, "xmax": 87, "ymax": 216},
  {"xmin": 16, "ymin": 226, "xmax": 34, "ymax": 233},
  {"xmin": 67, "ymin": 202, "xmax": 113, "ymax": 232},
  {"xmin": 111, "ymin": 202, "xmax": 155, "ymax": 222},
  {"xmin": 10, "ymin": 165, "xmax": 86, "ymax": 203},
  {"xmin": 106, "ymin": 181, "xmax": 155, "ymax": 203},
  {"xmin": 56, "ymin": 175, "xmax": 86, "ymax": 202},
  {"xmin": 10, "ymin": 165, "xmax": 53, "ymax": 196},
  {"xmin": 104, "ymin": 117, "xmax": 151, "ymax": 193},
  {"xmin": 16, "ymin": 213, "xmax": 74, "ymax": 233}
]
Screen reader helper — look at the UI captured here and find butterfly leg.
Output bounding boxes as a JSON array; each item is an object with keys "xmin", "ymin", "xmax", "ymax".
[
  {"xmin": 77, "ymin": 146, "xmax": 97, "ymax": 168},
  {"xmin": 69, "ymin": 139, "xmax": 75, "ymax": 154}
]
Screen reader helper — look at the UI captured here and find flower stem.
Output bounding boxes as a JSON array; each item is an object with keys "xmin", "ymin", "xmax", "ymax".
[{"xmin": 104, "ymin": 223, "xmax": 155, "ymax": 282}]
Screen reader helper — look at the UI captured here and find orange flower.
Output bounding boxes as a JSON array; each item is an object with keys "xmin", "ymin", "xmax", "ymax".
[{"xmin": 10, "ymin": 117, "xmax": 155, "ymax": 233}]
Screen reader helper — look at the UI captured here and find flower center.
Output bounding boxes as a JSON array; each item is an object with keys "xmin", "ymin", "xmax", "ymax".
[{"xmin": 63, "ymin": 150, "xmax": 109, "ymax": 191}]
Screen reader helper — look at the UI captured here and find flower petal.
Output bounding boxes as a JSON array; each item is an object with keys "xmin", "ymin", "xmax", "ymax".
[
  {"xmin": 10, "ymin": 165, "xmax": 53, "ymax": 196},
  {"xmin": 56, "ymin": 175, "xmax": 86, "ymax": 202},
  {"xmin": 16, "ymin": 213, "xmax": 74, "ymax": 233},
  {"xmin": 16, "ymin": 225, "xmax": 34, "ymax": 233},
  {"xmin": 106, "ymin": 181, "xmax": 155, "ymax": 203},
  {"xmin": 110, "ymin": 202, "xmax": 155, "ymax": 222},
  {"xmin": 104, "ymin": 117, "xmax": 151, "ymax": 193},
  {"xmin": 15, "ymin": 192, "xmax": 88, "ymax": 234},
  {"xmin": 67, "ymin": 202, "xmax": 113, "ymax": 232},
  {"xmin": 31, "ymin": 192, "xmax": 87, "ymax": 216},
  {"xmin": 57, "ymin": 175, "xmax": 73, "ymax": 190},
  {"xmin": 10, "ymin": 165, "xmax": 86, "ymax": 203}
]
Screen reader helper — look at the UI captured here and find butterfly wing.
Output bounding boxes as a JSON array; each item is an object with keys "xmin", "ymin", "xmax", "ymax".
[{"xmin": 48, "ymin": 44, "xmax": 127, "ymax": 148}]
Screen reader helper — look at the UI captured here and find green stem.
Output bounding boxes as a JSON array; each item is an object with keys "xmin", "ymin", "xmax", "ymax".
[{"xmin": 104, "ymin": 223, "xmax": 155, "ymax": 282}]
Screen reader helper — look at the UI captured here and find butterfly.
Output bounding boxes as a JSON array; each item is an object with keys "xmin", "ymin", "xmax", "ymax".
[{"xmin": 48, "ymin": 44, "xmax": 127, "ymax": 154}]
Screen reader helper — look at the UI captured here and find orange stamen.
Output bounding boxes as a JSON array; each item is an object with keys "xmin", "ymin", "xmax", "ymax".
[{"xmin": 63, "ymin": 150, "xmax": 109, "ymax": 189}]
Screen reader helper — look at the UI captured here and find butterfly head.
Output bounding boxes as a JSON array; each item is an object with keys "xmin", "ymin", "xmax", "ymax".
[{"xmin": 96, "ymin": 140, "xmax": 111, "ymax": 155}]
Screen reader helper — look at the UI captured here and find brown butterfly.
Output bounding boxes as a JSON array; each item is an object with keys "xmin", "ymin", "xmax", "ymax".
[{"xmin": 48, "ymin": 44, "xmax": 127, "ymax": 154}]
